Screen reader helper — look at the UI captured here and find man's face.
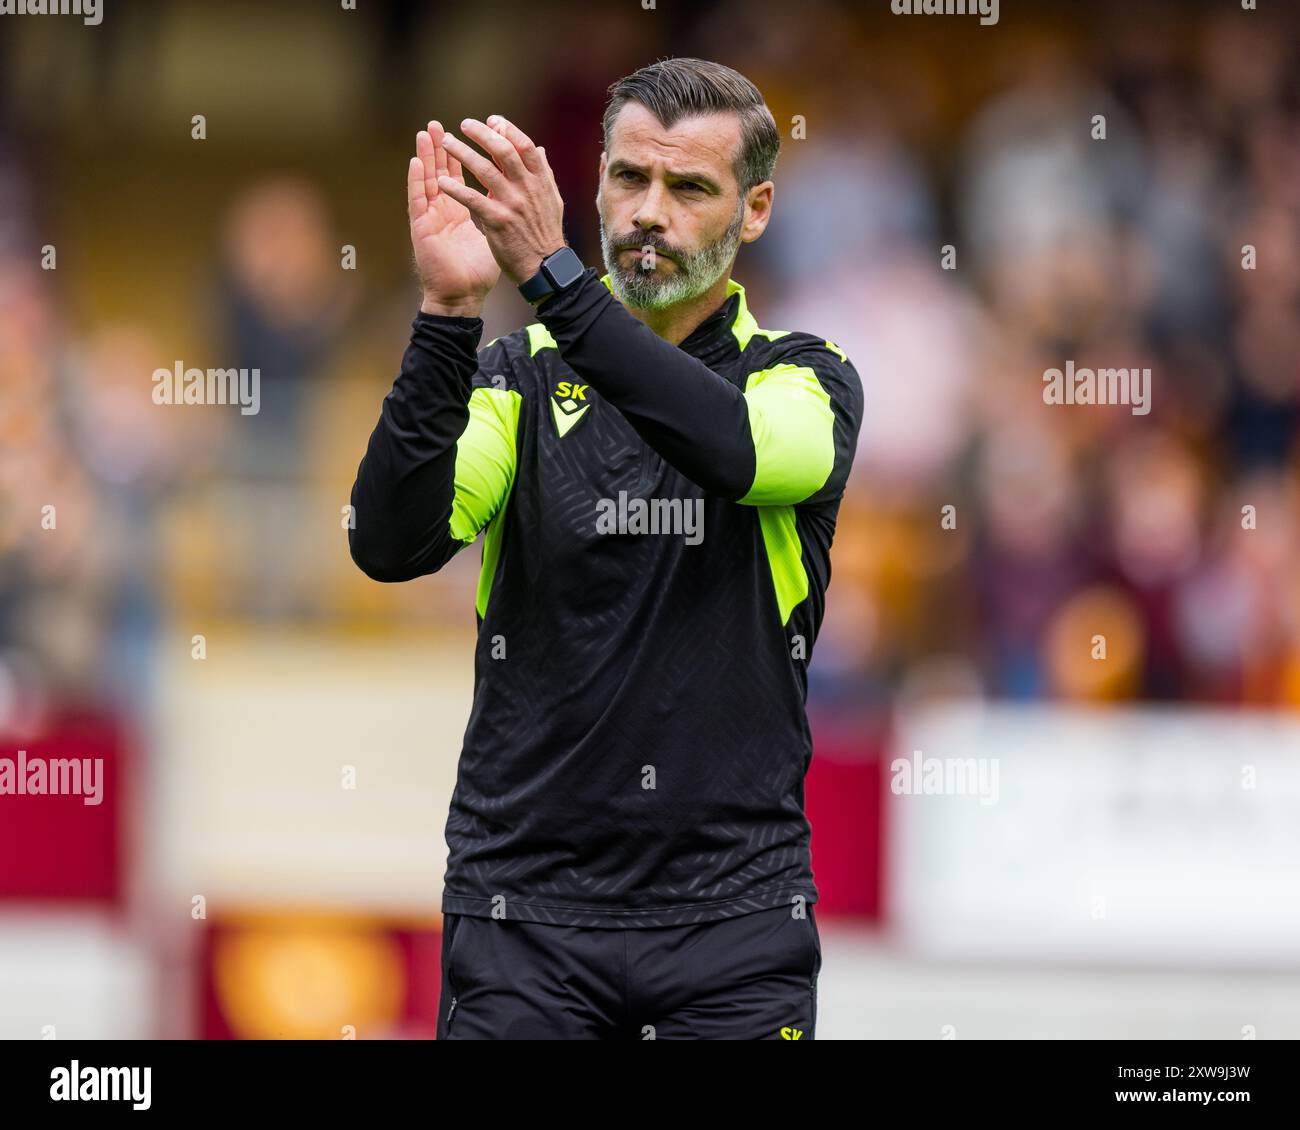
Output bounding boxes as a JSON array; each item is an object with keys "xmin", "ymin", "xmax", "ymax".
[{"xmin": 596, "ymin": 102, "xmax": 773, "ymax": 310}]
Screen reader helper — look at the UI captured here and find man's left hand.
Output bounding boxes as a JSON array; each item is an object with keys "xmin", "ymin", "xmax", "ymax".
[{"xmin": 438, "ymin": 116, "xmax": 567, "ymax": 285}]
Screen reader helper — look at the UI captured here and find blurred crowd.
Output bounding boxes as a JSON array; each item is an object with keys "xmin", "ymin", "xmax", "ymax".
[
  {"xmin": 1, "ymin": 0, "xmax": 1298, "ymax": 741},
  {"xmin": 774, "ymin": 7, "xmax": 1300, "ymax": 713}
]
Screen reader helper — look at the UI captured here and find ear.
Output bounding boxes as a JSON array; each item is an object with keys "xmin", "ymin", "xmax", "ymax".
[{"xmin": 741, "ymin": 180, "xmax": 774, "ymax": 243}]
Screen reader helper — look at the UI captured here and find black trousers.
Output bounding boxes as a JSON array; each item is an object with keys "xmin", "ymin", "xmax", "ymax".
[{"xmin": 436, "ymin": 903, "xmax": 822, "ymax": 1040}]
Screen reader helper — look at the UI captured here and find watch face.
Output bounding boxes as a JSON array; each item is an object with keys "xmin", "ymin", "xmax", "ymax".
[{"xmin": 546, "ymin": 248, "xmax": 585, "ymax": 290}]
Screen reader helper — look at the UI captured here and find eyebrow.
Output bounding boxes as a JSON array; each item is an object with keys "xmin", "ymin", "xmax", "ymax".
[{"xmin": 607, "ymin": 158, "xmax": 722, "ymax": 195}]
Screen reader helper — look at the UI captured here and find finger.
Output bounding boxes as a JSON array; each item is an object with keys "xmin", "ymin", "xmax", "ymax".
[
  {"xmin": 486, "ymin": 115, "xmax": 544, "ymax": 175},
  {"xmin": 461, "ymin": 118, "xmax": 527, "ymax": 181},
  {"xmin": 442, "ymin": 120, "xmax": 463, "ymax": 183},
  {"xmin": 536, "ymin": 144, "xmax": 558, "ymax": 188},
  {"xmin": 407, "ymin": 156, "xmax": 428, "ymax": 220},
  {"xmin": 427, "ymin": 120, "xmax": 449, "ymax": 180},
  {"xmin": 437, "ymin": 174, "xmax": 499, "ymax": 225},
  {"xmin": 441, "ymin": 131, "xmax": 505, "ymax": 194},
  {"xmin": 415, "ymin": 130, "xmax": 439, "ymax": 201},
  {"xmin": 463, "ymin": 117, "xmax": 521, "ymax": 176}
]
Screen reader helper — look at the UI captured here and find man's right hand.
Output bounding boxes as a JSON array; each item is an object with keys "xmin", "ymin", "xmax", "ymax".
[{"xmin": 409, "ymin": 120, "xmax": 501, "ymax": 317}]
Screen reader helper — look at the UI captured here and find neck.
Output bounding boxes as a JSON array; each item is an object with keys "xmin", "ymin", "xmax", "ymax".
[{"xmin": 625, "ymin": 274, "xmax": 733, "ymax": 345}]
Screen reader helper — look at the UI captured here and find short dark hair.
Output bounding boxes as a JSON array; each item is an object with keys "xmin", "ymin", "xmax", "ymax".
[{"xmin": 602, "ymin": 57, "xmax": 780, "ymax": 192}]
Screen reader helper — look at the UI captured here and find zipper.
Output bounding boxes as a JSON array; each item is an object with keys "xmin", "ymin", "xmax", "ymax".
[{"xmin": 446, "ymin": 995, "xmax": 458, "ymax": 1027}]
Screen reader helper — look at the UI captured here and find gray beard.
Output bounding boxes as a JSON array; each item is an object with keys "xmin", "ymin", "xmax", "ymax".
[{"xmin": 598, "ymin": 200, "xmax": 745, "ymax": 311}]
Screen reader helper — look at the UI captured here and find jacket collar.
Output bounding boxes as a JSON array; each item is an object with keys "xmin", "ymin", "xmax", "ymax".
[{"xmin": 600, "ymin": 273, "xmax": 757, "ymax": 358}]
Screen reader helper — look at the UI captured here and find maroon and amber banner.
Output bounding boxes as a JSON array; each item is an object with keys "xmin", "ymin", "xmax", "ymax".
[{"xmin": 197, "ymin": 913, "xmax": 445, "ymax": 1040}]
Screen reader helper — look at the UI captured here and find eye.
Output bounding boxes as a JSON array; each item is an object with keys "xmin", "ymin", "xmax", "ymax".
[
  {"xmin": 675, "ymin": 181, "xmax": 703, "ymax": 193},
  {"xmin": 617, "ymin": 169, "xmax": 644, "ymax": 184}
]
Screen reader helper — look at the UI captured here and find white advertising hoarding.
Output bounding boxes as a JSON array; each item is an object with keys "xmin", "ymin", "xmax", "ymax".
[{"xmin": 888, "ymin": 704, "xmax": 1300, "ymax": 967}]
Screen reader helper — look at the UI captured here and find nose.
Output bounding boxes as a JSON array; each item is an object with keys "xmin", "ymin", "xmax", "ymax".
[{"xmin": 631, "ymin": 180, "xmax": 669, "ymax": 237}]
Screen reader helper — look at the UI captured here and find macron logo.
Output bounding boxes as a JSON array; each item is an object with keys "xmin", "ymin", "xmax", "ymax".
[{"xmin": 50, "ymin": 1061, "xmax": 151, "ymax": 1111}]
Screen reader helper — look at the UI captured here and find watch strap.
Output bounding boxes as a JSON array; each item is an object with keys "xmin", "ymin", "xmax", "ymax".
[{"xmin": 519, "ymin": 246, "xmax": 585, "ymax": 304}]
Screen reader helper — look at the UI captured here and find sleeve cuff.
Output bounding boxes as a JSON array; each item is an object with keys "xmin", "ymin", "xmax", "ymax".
[
  {"xmin": 409, "ymin": 310, "xmax": 484, "ymax": 359},
  {"xmin": 535, "ymin": 267, "xmax": 607, "ymax": 326},
  {"xmin": 413, "ymin": 310, "xmax": 484, "ymax": 332}
]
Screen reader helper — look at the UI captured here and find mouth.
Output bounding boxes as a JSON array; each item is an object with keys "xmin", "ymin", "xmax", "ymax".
[{"xmin": 618, "ymin": 246, "xmax": 675, "ymax": 267}]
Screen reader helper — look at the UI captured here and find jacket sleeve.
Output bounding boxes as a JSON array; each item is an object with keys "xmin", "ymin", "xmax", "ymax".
[
  {"xmin": 536, "ymin": 269, "xmax": 862, "ymax": 506},
  {"xmin": 348, "ymin": 312, "xmax": 520, "ymax": 583}
]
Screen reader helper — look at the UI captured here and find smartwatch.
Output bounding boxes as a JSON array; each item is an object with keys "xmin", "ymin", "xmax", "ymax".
[{"xmin": 519, "ymin": 246, "xmax": 586, "ymax": 305}]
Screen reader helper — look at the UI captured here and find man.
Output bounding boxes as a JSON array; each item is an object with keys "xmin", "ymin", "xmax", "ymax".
[{"xmin": 349, "ymin": 57, "xmax": 862, "ymax": 1040}]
